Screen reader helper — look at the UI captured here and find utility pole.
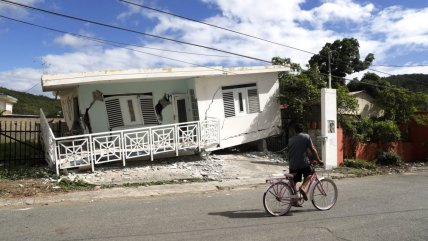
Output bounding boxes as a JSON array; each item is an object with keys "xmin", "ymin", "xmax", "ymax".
[{"xmin": 328, "ymin": 50, "xmax": 332, "ymax": 89}]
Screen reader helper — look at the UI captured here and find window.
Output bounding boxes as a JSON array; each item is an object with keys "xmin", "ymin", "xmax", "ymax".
[
  {"xmin": 222, "ymin": 83, "xmax": 260, "ymax": 118},
  {"xmin": 104, "ymin": 93, "xmax": 158, "ymax": 130}
]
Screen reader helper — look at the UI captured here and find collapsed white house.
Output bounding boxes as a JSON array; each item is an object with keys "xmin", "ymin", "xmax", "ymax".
[{"xmin": 40, "ymin": 65, "xmax": 289, "ymax": 174}]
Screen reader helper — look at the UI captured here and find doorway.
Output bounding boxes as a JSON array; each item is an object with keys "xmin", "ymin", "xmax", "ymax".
[{"xmin": 173, "ymin": 94, "xmax": 191, "ymax": 123}]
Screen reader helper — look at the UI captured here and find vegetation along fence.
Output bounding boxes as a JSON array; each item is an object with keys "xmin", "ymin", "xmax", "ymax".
[{"xmin": 0, "ymin": 116, "xmax": 64, "ymax": 168}]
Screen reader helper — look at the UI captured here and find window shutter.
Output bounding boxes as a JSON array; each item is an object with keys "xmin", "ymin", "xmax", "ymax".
[
  {"xmin": 222, "ymin": 91, "xmax": 235, "ymax": 118},
  {"xmin": 247, "ymin": 88, "xmax": 260, "ymax": 113},
  {"xmin": 139, "ymin": 97, "xmax": 158, "ymax": 125},
  {"xmin": 105, "ymin": 98, "xmax": 124, "ymax": 129}
]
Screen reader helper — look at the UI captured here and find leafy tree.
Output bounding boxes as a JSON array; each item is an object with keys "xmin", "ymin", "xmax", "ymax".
[
  {"xmin": 337, "ymin": 85, "xmax": 358, "ymax": 117},
  {"xmin": 348, "ymin": 72, "xmax": 390, "ymax": 98},
  {"xmin": 371, "ymin": 120, "xmax": 401, "ymax": 151},
  {"xmin": 309, "ymin": 38, "xmax": 374, "ymax": 86},
  {"xmin": 273, "ymin": 57, "xmax": 326, "ymax": 124}
]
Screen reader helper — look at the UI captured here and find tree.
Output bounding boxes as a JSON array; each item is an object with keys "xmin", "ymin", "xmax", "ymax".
[
  {"xmin": 273, "ymin": 57, "xmax": 326, "ymax": 124},
  {"xmin": 348, "ymin": 72, "xmax": 390, "ymax": 98},
  {"xmin": 309, "ymin": 38, "xmax": 374, "ymax": 86}
]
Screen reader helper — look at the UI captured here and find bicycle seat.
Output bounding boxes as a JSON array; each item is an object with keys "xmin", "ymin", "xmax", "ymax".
[{"xmin": 283, "ymin": 173, "xmax": 295, "ymax": 179}]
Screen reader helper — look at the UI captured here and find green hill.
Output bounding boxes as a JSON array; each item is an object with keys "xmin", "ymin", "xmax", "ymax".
[
  {"xmin": 0, "ymin": 86, "xmax": 62, "ymax": 117},
  {"xmin": 384, "ymin": 74, "xmax": 428, "ymax": 93}
]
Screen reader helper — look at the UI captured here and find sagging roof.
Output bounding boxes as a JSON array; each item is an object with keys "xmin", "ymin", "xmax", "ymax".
[{"xmin": 41, "ymin": 65, "xmax": 289, "ymax": 91}]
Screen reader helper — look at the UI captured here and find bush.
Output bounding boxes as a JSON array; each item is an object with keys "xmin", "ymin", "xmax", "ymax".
[
  {"xmin": 344, "ymin": 159, "xmax": 377, "ymax": 170},
  {"xmin": 376, "ymin": 152, "xmax": 402, "ymax": 166}
]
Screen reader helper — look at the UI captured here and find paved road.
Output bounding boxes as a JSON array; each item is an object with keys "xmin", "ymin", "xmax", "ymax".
[{"xmin": 1, "ymin": 173, "xmax": 427, "ymax": 241}]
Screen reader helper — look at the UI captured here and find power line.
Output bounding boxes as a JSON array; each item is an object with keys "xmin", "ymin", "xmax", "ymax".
[
  {"xmin": 372, "ymin": 64, "xmax": 428, "ymax": 68},
  {"xmin": 119, "ymin": 0, "xmax": 316, "ymax": 56},
  {"xmin": 0, "ymin": 0, "xmax": 271, "ymax": 63},
  {"xmin": 119, "ymin": 0, "xmax": 428, "ymax": 86},
  {"xmin": 0, "ymin": 15, "xmax": 284, "ymax": 86},
  {"xmin": 0, "ymin": 15, "xmax": 237, "ymax": 59},
  {"xmin": 3, "ymin": 0, "xmax": 425, "ymax": 90}
]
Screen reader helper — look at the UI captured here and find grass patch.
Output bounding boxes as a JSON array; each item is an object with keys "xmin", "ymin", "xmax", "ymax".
[
  {"xmin": 101, "ymin": 177, "xmax": 215, "ymax": 189},
  {"xmin": 57, "ymin": 177, "xmax": 96, "ymax": 191},
  {"xmin": 336, "ymin": 167, "xmax": 381, "ymax": 177},
  {"xmin": 344, "ymin": 159, "xmax": 377, "ymax": 170},
  {"xmin": 0, "ymin": 166, "xmax": 55, "ymax": 180}
]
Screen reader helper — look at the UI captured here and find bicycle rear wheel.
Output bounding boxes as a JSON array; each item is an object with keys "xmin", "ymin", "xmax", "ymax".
[
  {"xmin": 311, "ymin": 178, "xmax": 338, "ymax": 211},
  {"xmin": 263, "ymin": 182, "xmax": 292, "ymax": 216}
]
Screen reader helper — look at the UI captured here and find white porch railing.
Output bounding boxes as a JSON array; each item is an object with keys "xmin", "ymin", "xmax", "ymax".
[{"xmin": 40, "ymin": 109, "xmax": 220, "ymax": 175}]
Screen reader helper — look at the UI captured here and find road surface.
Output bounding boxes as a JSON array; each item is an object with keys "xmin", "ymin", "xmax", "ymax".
[{"xmin": 0, "ymin": 173, "xmax": 427, "ymax": 241}]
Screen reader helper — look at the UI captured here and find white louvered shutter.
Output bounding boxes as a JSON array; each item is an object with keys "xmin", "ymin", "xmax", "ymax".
[
  {"xmin": 247, "ymin": 88, "xmax": 260, "ymax": 113},
  {"xmin": 105, "ymin": 98, "xmax": 124, "ymax": 129},
  {"xmin": 139, "ymin": 97, "xmax": 159, "ymax": 125},
  {"xmin": 222, "ymin": 91, "xmax": 235, "ymax": 118}
]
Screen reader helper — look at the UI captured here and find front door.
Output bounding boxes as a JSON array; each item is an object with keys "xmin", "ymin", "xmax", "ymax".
[{"xmin": 173, "ymin": 94, "xmax": 191, "ymax": 123}]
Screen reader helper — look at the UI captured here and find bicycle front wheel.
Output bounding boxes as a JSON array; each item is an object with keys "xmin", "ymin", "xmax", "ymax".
[
  {"xmin": 311, "ymin": 178, "xmax": 338, "ymax": 211},
  {"xmin": 263, "ymin": 182, "xmax": 292, "ymax": 216}
]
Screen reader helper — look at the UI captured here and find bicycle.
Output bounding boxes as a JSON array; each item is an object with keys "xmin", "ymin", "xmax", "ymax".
[{"xmin": 263, "ymin": 164, "xmax": 338, "ymax": 216}]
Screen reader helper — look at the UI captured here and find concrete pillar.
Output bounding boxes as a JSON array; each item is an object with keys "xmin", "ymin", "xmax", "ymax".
[{"xmin": 321, "ymin": 88, "xmax": 337, "ymax": 169}]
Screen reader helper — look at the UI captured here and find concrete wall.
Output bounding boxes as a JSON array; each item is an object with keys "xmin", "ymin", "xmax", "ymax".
[
  {"xmin": 0, "ymin": 101, "xmax": 14, "ymax": 115},
  {"xmin": 342, "ymin": 114, "xmax": 428, "ymax": 162},
  {"xmin": 195, "ymin": 72, "xmax": 281, "ymax": 149}
]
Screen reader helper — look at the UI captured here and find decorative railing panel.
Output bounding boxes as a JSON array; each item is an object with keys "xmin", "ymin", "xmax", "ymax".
[
  {"xmin": 123, "ymin": 130, "xmax": 150, "ymax": 159},
  {"xmin": 152, "ymin": 126, "xmax": 175, "ymax": 154},
  {"xmin": 200, "ymin": 119, "xmax": 220, "ymax": 145},
  {"xmin": 177, "ymin": 123, "xmax": 198, "ymax": 150},
  {"xmin": 92, "ymin": 133, "xmax": 123, "ymax": 164},
  {"xmin": 39, "ymin": 112, "xmax": 220, "ymax": 175},
  {"xmin": 56, "ymin": 137, "xmax": 91, "ymax": 169}
]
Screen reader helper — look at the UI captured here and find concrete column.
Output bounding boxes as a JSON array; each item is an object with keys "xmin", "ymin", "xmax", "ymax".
[{"xmin": 321, "ymin": 88, "xmax": 337, "ymax": 169}]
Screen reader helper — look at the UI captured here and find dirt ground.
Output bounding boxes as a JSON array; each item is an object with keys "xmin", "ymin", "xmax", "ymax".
[{"xmin": 1, "ymin": 152, "xmax": 427, "ymax": 199}]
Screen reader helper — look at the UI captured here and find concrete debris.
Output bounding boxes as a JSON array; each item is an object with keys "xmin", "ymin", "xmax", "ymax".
[{"xmin": 53, "ymin": 152, "xmax": 288, "ymax": 186}]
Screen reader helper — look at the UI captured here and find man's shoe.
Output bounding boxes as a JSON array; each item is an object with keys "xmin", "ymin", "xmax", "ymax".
[
  {"xmin": 291, "ymin": 202, "xmax": 302, "ymax": 207},
  {"xmin": 299, "ymin": 188, "xmax": 308, "ymax": 201}
]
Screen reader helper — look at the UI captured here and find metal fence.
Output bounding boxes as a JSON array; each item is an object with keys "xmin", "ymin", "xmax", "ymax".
[{"xmin": 0, "ymin": 117, "xmax": 64, "ymax": 168}]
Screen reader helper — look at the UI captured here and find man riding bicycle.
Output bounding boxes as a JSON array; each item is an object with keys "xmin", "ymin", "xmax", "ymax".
[{"xmin": 288, "ymin": 123, "xmax": 324, "ymax": 201}]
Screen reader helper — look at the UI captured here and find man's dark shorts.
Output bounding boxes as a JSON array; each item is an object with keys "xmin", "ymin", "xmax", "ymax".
[{"xmin": 289, "ymin": 165, "xmax": 314, "ymax": 183}]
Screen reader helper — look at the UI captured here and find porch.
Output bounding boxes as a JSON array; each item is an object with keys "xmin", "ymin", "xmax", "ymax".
[{"xmin": 39, "ymin": 109, "xmax": 220, "ymax": 175}]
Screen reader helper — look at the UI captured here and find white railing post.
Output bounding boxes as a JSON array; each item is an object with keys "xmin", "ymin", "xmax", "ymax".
[
  {"xmin": 149, "ymin": 127, "xmax": 154, "ymax": 161},
  {"xmin": 175, "ymin": 124, "xmax": 179, "ymax": 156},
  {"xmin": 90, "ymin": 135, "xmax": 95, "ymax": 172}
]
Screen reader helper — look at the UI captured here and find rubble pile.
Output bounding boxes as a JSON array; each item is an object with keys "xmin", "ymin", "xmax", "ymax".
[{"xmin": 64, "ymin": 152, "xmax": 287, "ymax": 186}]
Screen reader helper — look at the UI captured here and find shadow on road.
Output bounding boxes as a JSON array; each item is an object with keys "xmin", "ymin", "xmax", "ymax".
[{"xmin": 208, "ymin": 209, "xmax": 271, "ymax": 219}]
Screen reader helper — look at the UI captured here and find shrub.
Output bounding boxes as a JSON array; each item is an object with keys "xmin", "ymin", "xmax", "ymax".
[
  {"xmin": 376, "ymin": 151, "xmax": 402, "ymax": 166},
  {"xmin": 344, "ymin": 159, "xmax": 377, "ymax": 170}
]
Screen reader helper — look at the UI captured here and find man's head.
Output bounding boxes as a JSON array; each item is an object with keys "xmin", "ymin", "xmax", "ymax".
[{"xmin": 294, "ymin": 123, "xmax": 304, "ymax": 133}]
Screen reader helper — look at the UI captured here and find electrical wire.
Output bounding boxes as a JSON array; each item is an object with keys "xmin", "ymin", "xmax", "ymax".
[
  {"xmin": 119, "ymin": 0, "xmax": 428, "ymax": 86},
  {"xmin": 119, "ymin": 0, "xmax": 316, "ymax": 55},
  {"xmin": 0, "ymin": 0, "xmax": 271, "ymax": 63},
  {"xmin": 0, "ymin": 15, "xmax": 286, "ymax": 84},
  {"xmin": 1, "ymin": 1, "xmax": 426, "ymax": 91}
]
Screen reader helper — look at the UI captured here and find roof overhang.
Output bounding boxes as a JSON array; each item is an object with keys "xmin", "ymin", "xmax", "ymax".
[
  {"xmin": 0, "ymin": 94, "xmax": 18, "ymax": 104},
  {"xmin": 41, "ymin": 65, "xmax": 290, "ymax": 91}
]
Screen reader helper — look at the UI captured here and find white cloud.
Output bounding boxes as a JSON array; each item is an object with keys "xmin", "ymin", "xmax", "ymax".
[
  {"xmin": 0, "ymin": 0, "xmax": 44, "ymax": 19},
  {"xmin": 4, "ymin": 0, "xmax": 426, "ymax": 97},
  {"xmin": 53, "ymin": 33, "xmax": 97, "ymax": 49},
  {"xmin": 0, "ymin": 68, "xmax": 50, "ymax": 96},
  {"xmin": 299, "ymin": 0, "xmax": 375, "ymax": 28}
]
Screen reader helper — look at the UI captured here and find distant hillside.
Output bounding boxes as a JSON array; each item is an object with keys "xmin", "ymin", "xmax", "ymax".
[
  {"xmin": 384, "ymin": 74, "xmax": 428, "ymax": 93},
  {"xmin": 0, "ymin": 87, "xmax": 62, "ymax": 117}
]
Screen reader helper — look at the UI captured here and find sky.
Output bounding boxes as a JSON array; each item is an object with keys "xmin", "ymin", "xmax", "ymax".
[{"xmin": 0, "ymin": 0, "xmax": 427, "ymax": 97}]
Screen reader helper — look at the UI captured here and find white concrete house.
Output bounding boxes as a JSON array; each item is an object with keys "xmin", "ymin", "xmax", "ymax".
[
  {"xmin": 0, "ymin": 94, "xmax": 17, "ymax": 115},
  {"xmin": 348, "ymin": 91, "xmax": 384, "ymax": 118},
  {"xmin": 40, "ymin": 65, "xmax": 289, "ymax": 174}
]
